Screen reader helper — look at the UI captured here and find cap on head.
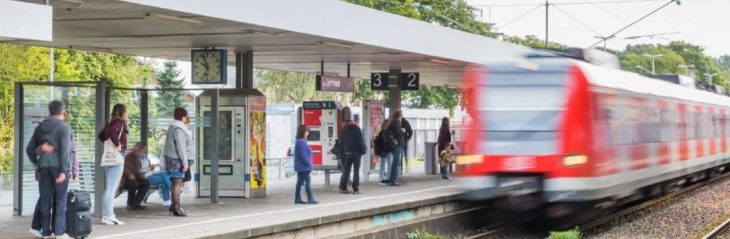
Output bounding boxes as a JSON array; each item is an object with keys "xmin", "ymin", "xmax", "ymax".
[{"xmin": 48, "ymin": 100, "xmax": 65, "ymax": 116}]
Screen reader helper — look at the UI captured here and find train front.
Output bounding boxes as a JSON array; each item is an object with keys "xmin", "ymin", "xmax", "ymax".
[{"xmin": 457, "ymin": 57, "xmax": 596, "ymax": 212}]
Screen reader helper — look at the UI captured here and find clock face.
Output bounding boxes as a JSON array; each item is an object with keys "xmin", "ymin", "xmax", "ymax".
[{"xmin": 192, "ymin": 50, "xmax": 224, "ymax": 83}]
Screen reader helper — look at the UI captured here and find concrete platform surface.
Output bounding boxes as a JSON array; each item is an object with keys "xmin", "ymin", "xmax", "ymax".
[{"xmin": 1, "ymin": 172, "xmax": 466, "ymax": 239}]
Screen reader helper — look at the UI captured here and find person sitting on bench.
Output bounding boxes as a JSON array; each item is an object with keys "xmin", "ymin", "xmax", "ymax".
[
  {"xmin": 119, "ymin": 142, "xmax": 149, "ymax": 210},
  {"xmin": 143, "ymin": 150, "xmax": 171, "ymax": 206}
]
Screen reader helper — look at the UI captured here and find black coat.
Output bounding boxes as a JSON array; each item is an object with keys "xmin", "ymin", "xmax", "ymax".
[
  {"xmin": 388, "ymin": 119, "xmax": 405, "ymax": 147},
  {"xmin": 402, "ymin": 118, "xmax": 413, "ymax": 141},
  {"xmin": 341, "ymin": 123, "xmax": 366, "ymax": 155},
  {"xmin": 437, "ymin": 127, "xmax": 452, "ymax": 153}
]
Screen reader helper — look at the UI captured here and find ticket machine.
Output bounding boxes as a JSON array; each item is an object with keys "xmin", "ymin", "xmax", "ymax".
[
  {"xmin": 197, "ymin": 89, "xmax": 266, "ymax": 198},
  {"xmin": 300, "ymin": 101, "xmax": 348, "ymax": 168}
]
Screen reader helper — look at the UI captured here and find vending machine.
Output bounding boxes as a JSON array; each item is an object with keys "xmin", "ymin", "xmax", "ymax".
[
  {"xmin": 196, "ymin": 89, "xmax": 266, "ymax": 198},
  {"xmin": 300, "ymin": 101, "xmax": 347, "ymax": 168}
]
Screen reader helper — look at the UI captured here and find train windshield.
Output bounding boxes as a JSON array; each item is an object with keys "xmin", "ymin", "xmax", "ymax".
[{"xmin": 480, "ymin": 72, "xmax": 567, "ymax": 155}]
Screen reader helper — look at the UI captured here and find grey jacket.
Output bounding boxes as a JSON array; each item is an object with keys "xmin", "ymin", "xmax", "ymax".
[
  {"xmin": 26, "ymin": 118, "xmax": 72, "ymax": 172},
  {"xmin": 162, "ymin": 122, "xmax": 193, "ymax": 167}
]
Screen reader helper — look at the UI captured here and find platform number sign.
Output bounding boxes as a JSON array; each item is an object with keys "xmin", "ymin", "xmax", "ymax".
[
  {"xmin": 371, "ymin": 72, "xmax": 419, "ymax": 91},
  {"xmin": 370, "ymin": 73, "xmax": 389, "ymax": 91},
  {"xmin": 399, "ymin": 73, "xmax": 419, "ymax": 91}
]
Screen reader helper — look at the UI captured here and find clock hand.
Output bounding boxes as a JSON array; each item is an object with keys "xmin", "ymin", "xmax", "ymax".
[{"xmin": 202, "ymin": 56, "xmax": 210, "ymax": 70}]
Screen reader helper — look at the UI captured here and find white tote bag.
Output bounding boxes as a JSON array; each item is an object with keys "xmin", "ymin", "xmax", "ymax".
[{"xmin": 100, "ymin": 127, "xmax": 124, "ymax": 167}]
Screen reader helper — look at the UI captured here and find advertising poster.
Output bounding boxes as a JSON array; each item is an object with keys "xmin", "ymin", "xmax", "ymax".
[
  {"xmin": 367, "ymin": 101, "xmax": 385, "ymax": 170},
  {"xmin": 249, "ymin": 96, "xmax": 267, "ymax": 189}
]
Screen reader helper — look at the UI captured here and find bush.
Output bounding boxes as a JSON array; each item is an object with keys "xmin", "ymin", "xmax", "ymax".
[
  {"xmin": 549, "ymin": 228, "xmax": 581, "ymax": 239},
  {"xmin": 407, "ymin": 228, "xmax": 442, "ymax": 239}
]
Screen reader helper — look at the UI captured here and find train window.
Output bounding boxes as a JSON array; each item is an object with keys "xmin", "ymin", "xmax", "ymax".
[{"xmin": 485, "ymin": 72, "xmax": 565, "ymax": 86}]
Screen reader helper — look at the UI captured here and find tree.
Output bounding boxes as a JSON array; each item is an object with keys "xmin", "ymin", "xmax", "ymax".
[
  {"xmin": 155, "ymin": 60, "xmax": 187, "ymax": 115},
  {"xmin": 619, "ymin": 44, "xmax": 686, "ymax": 75},
  {"xmin": 503, "ymin": 35, "xmax": 565, "ymax": 50}
]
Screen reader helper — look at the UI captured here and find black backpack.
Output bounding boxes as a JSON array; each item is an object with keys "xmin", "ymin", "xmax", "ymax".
[
  {"xmin": 374, "ymin": 132, "xmax": 384, "ymax": 156},
  {"xmin": 382, "ymin": 130, "xmax": 397, "ymax": 153}
]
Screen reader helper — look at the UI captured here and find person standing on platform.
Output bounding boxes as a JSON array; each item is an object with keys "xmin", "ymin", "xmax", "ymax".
[
  {"xmin": 339, "ymin": 120, "xmax": 366, "ymax": 194},
  {"xmin": 385, "ymin": 110, "xmax": 406, "ymax": 186},
  {"xmin": 400, "ymin": 116, "xmax": 413, "ymax": 175},
  {"xmin": 377, "ymin": 119, "xmax": 394, "ymax": 184},
  {"xmin": 437, "ymin": 117, "xmax": 454, "ymax": 179},
  {"xmin": 99, "ymin": 104, "xmax": 129, "ymax": 225},
  {"xmin": 27, "ymin": 100, "xmax": 73, "ymax": 238},
  {"xmin": 294, "ymin": 125, "xmax": 318, "ymax": 204},
  {"xmin": 163, "ymin": 108, "xmax": 192, "ymax": 217}
]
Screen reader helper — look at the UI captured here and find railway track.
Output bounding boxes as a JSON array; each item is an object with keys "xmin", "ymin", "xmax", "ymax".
[
  {"xmin": 702, "ymin": 218, "xmax": 730, "ymax": 239},
  {"xmin": 582, "ymin": 171, "xmax": 730, "ymax": 232}
]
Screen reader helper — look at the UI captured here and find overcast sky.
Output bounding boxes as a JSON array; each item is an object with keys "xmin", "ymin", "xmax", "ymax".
[{"xmin": 466, "ymin": 0, "xmax": 729, "ymax": 57}]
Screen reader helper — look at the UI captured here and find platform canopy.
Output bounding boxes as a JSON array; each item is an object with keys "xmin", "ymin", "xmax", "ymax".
[
  {"xmin": 9, "ymin": 0, "xmax": 530, "ymax": 86},
  {"xmin": 0, "ymin": 0, "xmax": 51, "ymax": 42}
]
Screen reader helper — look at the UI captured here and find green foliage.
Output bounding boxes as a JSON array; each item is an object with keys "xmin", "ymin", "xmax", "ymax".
[
  {"xmin": 255, "ymin": 69, "xmax": 345, "ymax": 104},
  {"xmin": 0, "ymin": 43, "xmax": 152, "ymax": 172},
  {"xmin": 503, "ymin": 35, "xmax": 565, "ymax": 50},
  {"xmin": 616, "ymin": 41, "xmax": 726, "ymax": 88},
  {"xmin": 403, "ymin": 85, "xmax": 460, "ymax": 117},
  {"xmin": 548, "ymin": 228, "xmax": 581, "ymax": 239},
  {"xmin": 346, "ymin": 0, "xmax": 493, "ymax": 37},
  {"xmin": 406, "ymin": 227, "xmax": 442, "ymax": 239},
  {"xmin": 155, "ymin": 60, "xmax": 188, "ymax": 114}
]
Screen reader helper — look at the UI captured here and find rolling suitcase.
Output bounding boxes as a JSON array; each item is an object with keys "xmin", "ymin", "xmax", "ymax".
[{"xmin": 67, "ymin": 190, "xmax": 92, "ymax": 238}]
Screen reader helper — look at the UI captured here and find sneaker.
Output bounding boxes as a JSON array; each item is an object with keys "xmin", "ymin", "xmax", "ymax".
[
  {"xmin": 102, "ymin": 217, "xmax": 125, "ymax": 225},
  {"xmin": 352, "ymin": 191, "xmax": 361, "ymax": 194},
  {"xmin": 307, "ymin": 200, "xmax": 319, "ymax": 204},
  {"xmin": 134, "ymin": 204, "xmax": 147, "ymax": 210},
  {"xmin": 162, "ymin": 200, "xmax": 172, "ymax": 206},
  {"xmin": 126, "ymin": 205, "xmax": 138, "ymax": 211},
  {"xmin": 29, "ymin": 228, "xmax": 42, "ymax": 238},
  {"xmin": 55, "ymin": 233, "xmax": 74, "ymax": 239},
  {"xmin": 339, "ymin": 190, "xmax": 352, "ymax": 194},
  {"xmin": 388, "ymin": 183, "xmax": 402, "ymax": 186}
]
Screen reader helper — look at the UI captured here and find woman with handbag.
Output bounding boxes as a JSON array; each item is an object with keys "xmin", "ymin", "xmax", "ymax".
[
  {"xmin": 162, "ymin": 108, "xmax": 192, "ymax": 217},
  {"xmin": 99, "ymin": 104, "xmax": 128, "ymax": 225}
]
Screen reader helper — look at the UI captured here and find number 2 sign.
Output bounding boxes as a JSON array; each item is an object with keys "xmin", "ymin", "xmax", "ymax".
[{"xmin": 399, "ymin": 73, "xmax": 419, "ymax": 91}]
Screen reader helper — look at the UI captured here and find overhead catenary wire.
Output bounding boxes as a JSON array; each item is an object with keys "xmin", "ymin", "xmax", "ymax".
[
  {"xmin": 550, "ymin": 3, "xmax": 604, "ymax": 36},
  {"xmin": 470, "ymin": 0, "xmax": 664, "ymax": 7},
  {"xmin": 588, "ymin": 0, "xmax": 680, "ymax": 48},
  {"xmin": 494, "ymin": 4, "xmax": 543, "ymax": 31}
]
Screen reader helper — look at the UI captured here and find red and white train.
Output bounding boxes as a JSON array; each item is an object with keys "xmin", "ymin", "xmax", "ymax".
[{"xmin": 457, "ymin": 52, "xmax": 730, "ymax": 216}]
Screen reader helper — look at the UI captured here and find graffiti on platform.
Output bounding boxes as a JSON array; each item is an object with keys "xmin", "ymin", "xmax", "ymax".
[{"xmin": 372, "ymin": 209, "xmax": 415, "ymax": 226}]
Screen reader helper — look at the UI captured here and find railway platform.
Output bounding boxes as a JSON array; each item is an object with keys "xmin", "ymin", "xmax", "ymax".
[{"xmin": 0, "ymin": 171, "xmax": 467, "ymax": 239}]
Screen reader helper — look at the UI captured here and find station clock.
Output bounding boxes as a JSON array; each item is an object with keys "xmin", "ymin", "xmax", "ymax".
[{"xmin": 191, "ymin": 49, "xmax": 227, "ymax": 84}]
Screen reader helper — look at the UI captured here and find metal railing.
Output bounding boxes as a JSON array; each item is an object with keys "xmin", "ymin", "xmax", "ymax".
[{"xmin": 265, "ymin": 157, "xmax": 294, "ymax": 179}]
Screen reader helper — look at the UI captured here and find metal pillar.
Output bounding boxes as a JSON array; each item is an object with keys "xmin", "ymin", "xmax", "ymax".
[
  {"xmin": 388, "ymin": 69, "xmax": 402, "ymax": 113},
  {"xmin": 94, "ymin": 82, "xmax": 108, "ymax": 217},
  {"xmin": 140, "ymin": 90, "xmax": 149, "ymax": 145},
  {"xmin": 236, "ymin": 51, "xmax": 254, "ymax": 89},
  {"xmin": 13, "ymin": 83, "xmax": 23, "ymax": 215},
  {"xmin": 545, "ymin": 1, "xmax": 549, "ymax": 48},
  {"xmin": 210, "ymin": 89, "xmax": 220, "ymax": 203}
]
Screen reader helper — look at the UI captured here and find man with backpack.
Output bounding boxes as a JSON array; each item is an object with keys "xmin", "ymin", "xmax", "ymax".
[
  {"xmin": 339, "ymin": 120, "xmax": 366, "ymax": 194},
  {"xmin": 27, "ymin": 100, "xmax": 73, "ymax": 239}
]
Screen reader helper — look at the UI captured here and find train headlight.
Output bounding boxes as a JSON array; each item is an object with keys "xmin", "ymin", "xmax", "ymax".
[
  {"xmin": 563, "ymin": 154, "xmax": 588, "ymax": 167},
  {"xmin": 456, "ymin": 155, "xmax": 483, "ymax": 165}
]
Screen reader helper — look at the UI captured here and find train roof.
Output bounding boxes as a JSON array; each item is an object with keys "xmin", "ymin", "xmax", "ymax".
[{"xmin": 576, "ymin": 60, "xmax": 730, "ymax": 108}]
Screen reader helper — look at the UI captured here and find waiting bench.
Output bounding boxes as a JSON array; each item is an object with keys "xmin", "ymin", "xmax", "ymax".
[{"xmin": 78, "ymin": 162, "xmax": 160, "ymax": 203}]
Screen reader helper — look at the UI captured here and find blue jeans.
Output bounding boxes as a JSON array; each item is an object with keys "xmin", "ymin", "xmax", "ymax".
[
  {"xmin": 147, "ymin": 172, "xmax": 171, "ymax": 201},
  {"xmin": 31, "ymin": 168, "xmax": 69, "ymax": 236},
  {"xmin": 103, "ymin": 163, "xmax": 123, "ymax": 219},
  {"xmin": 295, "ymin": 172, "xmax": 315, "ymax": 202},
  {"xmin": 387, "ymin": 147, "xmax": 402, "ymax": 183},
  {"xmin": 379, "ymin": 153, "xmax": 393, "ymax": 182}
]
